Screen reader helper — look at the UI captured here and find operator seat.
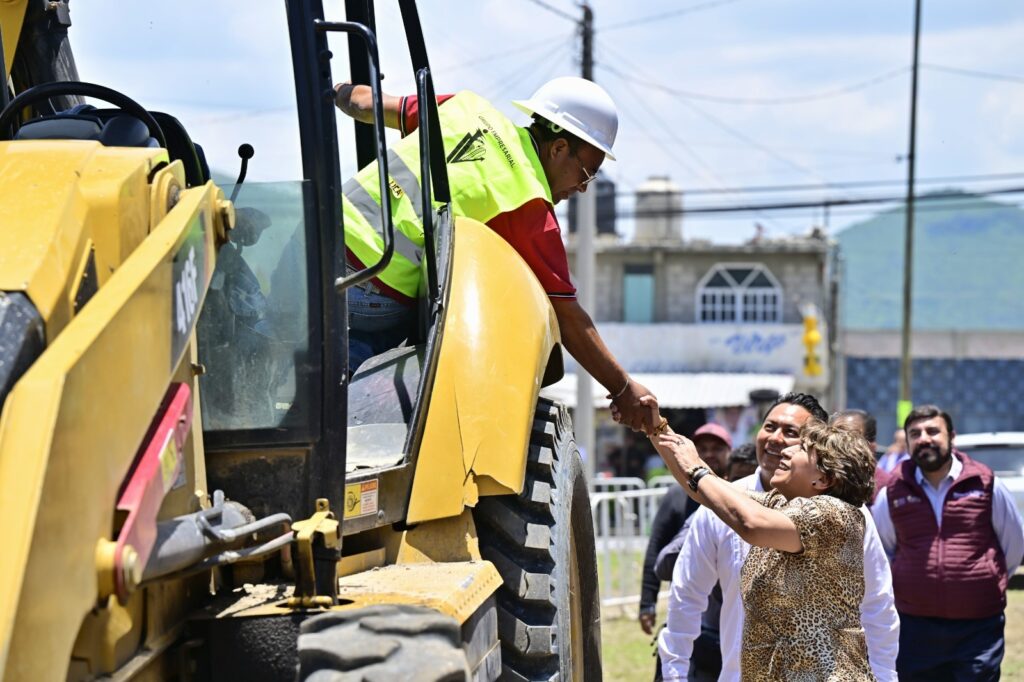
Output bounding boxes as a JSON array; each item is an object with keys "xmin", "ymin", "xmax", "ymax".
[{"xmin": 13, "ymin": 104, "xmax": 211, "ymax": 187}]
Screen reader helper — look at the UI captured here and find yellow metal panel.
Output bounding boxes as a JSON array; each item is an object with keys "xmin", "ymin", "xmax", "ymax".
[
  {"xmin": 407, "ymin": 218, "xmax": 560, "ymax": 523},
  {"xmin": 391, "ymin": 511, "xmax": 483, "ymax": 565},
  {"xmin": 211, "ymin": 562, "xmax": 501, "ymax": 627},
  {"xmin": 0, "ymin": 141, "xmax": 166, "ymax": 337},
  {"xmin": 0, "ymin": 183, "xmax": 224, "ymax": 681},
  {"xmin": 338, "ymin": 548, "xmax": 387, "ymax": 577},
  {"xmin": 0, "ymin": 1, "xmax": 27, "ymax": 78},
  {"xmin": 335, "ymin": 562, "xmax": 501, "ymax": 625},
  {"xmin": 69, "ymin": 594, "xmax": 143, "ymax": 676}
]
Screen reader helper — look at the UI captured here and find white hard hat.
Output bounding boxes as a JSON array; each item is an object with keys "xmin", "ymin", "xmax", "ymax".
[{"xmin": 514, "ymin": 77, "xmax": 618, "ymax": 160}]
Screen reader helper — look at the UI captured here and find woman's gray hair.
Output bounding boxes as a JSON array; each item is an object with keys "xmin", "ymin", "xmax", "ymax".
[{"xmin": 800, "ymin": 419, "xmax": 876, "ymax": 507}]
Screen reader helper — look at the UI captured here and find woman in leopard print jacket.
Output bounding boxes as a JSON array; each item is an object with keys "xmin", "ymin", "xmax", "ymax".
[{"xmin": 650, "ymin": 417, "xmax": 878, "ymax": 681}]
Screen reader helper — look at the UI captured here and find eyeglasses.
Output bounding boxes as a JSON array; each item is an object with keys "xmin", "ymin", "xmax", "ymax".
[{"xmin": 572, "ymin": 153, "xmax": 598, "ymax": 189}]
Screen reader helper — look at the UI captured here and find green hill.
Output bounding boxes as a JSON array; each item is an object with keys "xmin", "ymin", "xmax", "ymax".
[{"xmin": 836, "ymin": 191, "xmax": 1024, "ymax": 331}]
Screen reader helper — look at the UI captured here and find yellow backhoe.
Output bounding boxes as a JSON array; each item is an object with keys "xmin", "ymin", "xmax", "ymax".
[{"xmin": 0, "ymin": 1, "xmax": 601, "ymax": 680}]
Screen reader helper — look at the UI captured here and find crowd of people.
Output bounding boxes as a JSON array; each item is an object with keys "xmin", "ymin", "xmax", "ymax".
[{"xmin": 632, "ymin": 395, "xmax": 1024, "ymax": 681}]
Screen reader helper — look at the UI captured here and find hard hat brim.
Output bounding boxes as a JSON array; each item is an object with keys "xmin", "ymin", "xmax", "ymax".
[{"xmin": 513, "ymin": 99, "xmax": 616, "ymax": 161}]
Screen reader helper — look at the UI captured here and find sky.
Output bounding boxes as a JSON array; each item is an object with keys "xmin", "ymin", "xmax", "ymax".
[{"xmin": 68, "ymin": 1, "xmax": 1024, "ymax": 243}]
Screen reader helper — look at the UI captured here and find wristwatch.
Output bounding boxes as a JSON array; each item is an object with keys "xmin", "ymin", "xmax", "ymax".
[{"xmin": 686, "ymin": 465, "xmax": 713, "ymax": 492}]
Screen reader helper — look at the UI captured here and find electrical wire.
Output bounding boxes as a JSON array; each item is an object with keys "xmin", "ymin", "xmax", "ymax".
[
  {"xmin": 601, "ymin": 0, "xmax": 744, "ymax": 32},
  {"xmin": 922, "ymin": 63, "xmax": 1024, "ymax": 85},
  {"xmin": 600, "ymin": 54, "xmax": 850, "ymax": 197},
  {"xmin": 526, "ymin": 43, "xmax": 576, "ymax": 96},
  {"xmin": 602, "ymin": 65, "xmax": 719, "ymax": 184},
  {"xmin": 479, "ymin": 40, "xmax": 568, "ymax": 105},
  {"xmin": 596, "ymin": 41, "xmax": 855, "ymax": 192},
  {"xmin": 665, "ymin": 139, "xmax": 893, "ymax": 159},
  {"xmin": 615, "ymin": 186, "xmax": 1024, "ymax": 217},
  {"xmin": 655, "ymin": 200, "xmax": 1024, "ymax": 221},
  {"xmin": 614, "ymin": 66, "xmax": 909, "ymax": 106},
  {"xmin": 523, "ymin": 0, "xmax": 577, "ymax": 23},
  {"xmin": 602, "ymin": 64, "xmax": 786, "ymax": 231},
  {"xmin": 437, "ymin": 33, "xmax": 569, "ymax": 74},
  {"xmin": 610, "ymin": 171, "xmax": 1024, "ymax": 197}
]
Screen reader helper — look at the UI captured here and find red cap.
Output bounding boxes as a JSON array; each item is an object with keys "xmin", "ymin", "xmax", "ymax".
[{"xmin": 693, "ymin": 422, "xmax": 733, "ymax": 449}]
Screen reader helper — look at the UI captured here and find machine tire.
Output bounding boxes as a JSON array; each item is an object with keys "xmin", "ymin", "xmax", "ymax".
[
  {"xmin": 295, "ymin": 604, "xmax": 472, "ymax": 681},
  {"xmin": 473, "ymin": 399, "xmax": 602, "ymax": 681}
]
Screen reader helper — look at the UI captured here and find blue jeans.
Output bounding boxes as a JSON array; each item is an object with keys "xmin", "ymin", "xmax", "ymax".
[{"xmin": 347, "ymin": 284, "xmax": 415, "ymax": 372}]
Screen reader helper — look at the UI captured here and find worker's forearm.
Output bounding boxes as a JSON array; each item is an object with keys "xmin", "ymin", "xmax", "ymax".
[
  {"xmin": 334, "ymin": 83, "xmax": 402, "ymax": 129},
  {"xmin": 554, "ymin": 300, "xmax": 628, "ymax": 394}
]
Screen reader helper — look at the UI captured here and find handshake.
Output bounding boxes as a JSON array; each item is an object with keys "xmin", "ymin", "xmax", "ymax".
[{"xmin": 608, "ymin": 380, "xmax": 664, "ymax": 436}]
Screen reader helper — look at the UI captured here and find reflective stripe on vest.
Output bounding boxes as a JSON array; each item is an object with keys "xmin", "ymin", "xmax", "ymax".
[
  {"xmin": 343, "ymin": 149, "xmax": 424, "ymax": 267},
  {"xmin": 342, "ymin": 90, "xmax": 553, "ymax": 299}
]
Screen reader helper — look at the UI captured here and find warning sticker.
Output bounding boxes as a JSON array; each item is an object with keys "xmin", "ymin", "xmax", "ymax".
[
  {"xmin": 344, "ymin": 479, "xmax": 379, "ymax": 518},
  {"xmin": 158, "ymin": 431, "xmax": 180, "ymax": 493}
]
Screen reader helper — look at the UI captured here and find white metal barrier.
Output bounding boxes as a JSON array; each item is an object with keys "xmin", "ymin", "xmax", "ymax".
[
  {"xmin": 647, "ymin": 475, "xmax": 678, "ymax": 489},
  {"xmin": 591, "ymin": 476, "xmax": 647, "ymax": 494},
  {"xmin": 590, "ymin": 486, "xmax": 669, "ymax": 608}
]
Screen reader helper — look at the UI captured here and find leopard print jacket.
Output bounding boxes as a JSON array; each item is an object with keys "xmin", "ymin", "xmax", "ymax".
[{"xmin": 740, "ymin": 490, "xmax": 875, "ymax": 681}]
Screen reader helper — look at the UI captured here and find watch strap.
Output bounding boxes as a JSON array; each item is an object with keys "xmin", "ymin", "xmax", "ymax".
[{"xmin": 688, "ymin": 466, "xmax": 713, "ymax": 492}]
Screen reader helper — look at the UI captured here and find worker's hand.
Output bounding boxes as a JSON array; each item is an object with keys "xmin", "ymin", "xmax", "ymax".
[
  {"xmin": 638, "ymin": 610, "xmax": 656, "ymax": 635},
  {"xmin": 609, "ymin": 381, "xmax": 660, "ymax": 435}
]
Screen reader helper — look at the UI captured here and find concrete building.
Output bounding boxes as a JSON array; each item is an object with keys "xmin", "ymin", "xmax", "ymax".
[{"xmin": 543, "ymin": 176, "xmax": 835, "ymax": 470}]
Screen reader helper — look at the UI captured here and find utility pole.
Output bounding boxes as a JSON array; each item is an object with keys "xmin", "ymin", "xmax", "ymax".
[
  {"xmin": 575, "ymin": 1, "xmax": 597, "ymax": 484},
  {"xmin": 898, "ymin": 0, "xmax": 922, "ymax": 430}
]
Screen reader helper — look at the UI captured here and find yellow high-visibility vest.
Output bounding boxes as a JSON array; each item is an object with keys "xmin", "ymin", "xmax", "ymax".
[{"xmin": 343, "ymin": 90, "xmax": 553, "ymax": 298}]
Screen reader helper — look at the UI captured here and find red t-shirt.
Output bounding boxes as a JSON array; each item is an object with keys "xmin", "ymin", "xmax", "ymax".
[{"xmin": 398, "ymin": 94, "xmax": 576, "ymax": 300}]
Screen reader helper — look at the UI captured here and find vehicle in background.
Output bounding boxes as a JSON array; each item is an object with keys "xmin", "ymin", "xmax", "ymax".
[{"xmin": 955, "ymin": 432, "xmax": 1024, "ymax": 518}]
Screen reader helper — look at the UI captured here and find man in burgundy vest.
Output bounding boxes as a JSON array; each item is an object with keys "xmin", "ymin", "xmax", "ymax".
[{"xmin": 872, "ymin": 404, "xmax": 1024, "ymax": 681}]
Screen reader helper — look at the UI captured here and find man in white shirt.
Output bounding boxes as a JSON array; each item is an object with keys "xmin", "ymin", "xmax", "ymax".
[{"xmin": 658, "ymin": 392, "xmax": 900, "ymax": 681}]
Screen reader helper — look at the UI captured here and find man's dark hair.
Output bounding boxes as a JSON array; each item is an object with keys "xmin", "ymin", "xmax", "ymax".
[
  {"xmin": 528, "ymin": 114, "xmax": 582, "ymax": 153},
  {"xmin": 904, "ymin": 404, "xmax": 954, "ymax": 435},
  {"xmin": 831, "ymin": 408, "xmax": 877, "ymax": 443},
  {"xmin": 768, "ymin": 392, "xmax": 828, "ymax": 423},
  {"xmin": 728, "ymin": 442, "xmax": 757, "ymax": 464}
]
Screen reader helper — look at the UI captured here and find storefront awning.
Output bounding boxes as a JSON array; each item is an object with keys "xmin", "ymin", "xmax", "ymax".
[{"xmin": 539, "ymin": 372, "xmax": 795, "ymax": 409}]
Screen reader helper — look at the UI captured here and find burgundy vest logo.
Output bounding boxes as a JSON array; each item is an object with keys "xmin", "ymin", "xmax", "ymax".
[
  {"xmin": 952, "ymin": 489, "xmax": 984, "ymax": 500},
  {"xmin": 892, "ymin": 494, "xmax": 923, "ymax": 508}
]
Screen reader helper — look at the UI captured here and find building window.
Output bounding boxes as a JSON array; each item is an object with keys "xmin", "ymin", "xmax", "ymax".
[
  {"xmin": 696, "ymin": 264, "xmax": 782, "ymax": 324},
  {"xmin": 623, "ymin": 264, "xmax": 654, "ymax": 323}
]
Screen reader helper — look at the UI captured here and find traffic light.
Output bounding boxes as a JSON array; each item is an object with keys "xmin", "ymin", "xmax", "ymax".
[{"xmin": 802, "ymin": 311, "xmax": 823, "ymax": 377}]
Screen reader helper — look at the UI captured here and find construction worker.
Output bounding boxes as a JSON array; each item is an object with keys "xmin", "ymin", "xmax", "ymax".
[{"xmin": 334, "ymin": 76, "xmax": 659, "ymax": 433}]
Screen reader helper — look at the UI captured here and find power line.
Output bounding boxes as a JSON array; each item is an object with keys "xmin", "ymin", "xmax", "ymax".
[
  {"xmin": 523, "ymin": 0, "xmax": 577, "ymax": 23},
  {"xmin": 618, "ymin": 171, "xmax": 1024, "ymax": 197},
  {"xmin": 601, "ymin": 0, "xmax": 743, "ymax": 32},
  {"xmin": 617, "ymin": 186, "xmax": 1024, "ymax": 217},
  {"xmin": 606, "ymin": 69, "xmax": 726, "ymax": 186},
  {"xmin": 481, "ymin": 41, "xmax": 569, "ymax": 104},
  {"xmin": 601, "ymin": 55, "xmax": 786, "ymax": 231},
  {"xmin": 596, "ymin": 45, "xmax": 853, "ymax": 196},
  {"xmin": 635, "ymin": 200, "xmax": 1024, "ymax": 221},
  {"xmin": 523, "ymin": 42, "xmax": 575, "ymax": 95},
  {"xmin": 921, "ymin": 63, "xmax": 1024, "ymax": 85},
  {"xmin": 605, "ymin": 65, "xmax": 909, "ymax": 106},
  {"xmin": 436, "ymin": 33, "xmax": 567, "ymax": 73}
]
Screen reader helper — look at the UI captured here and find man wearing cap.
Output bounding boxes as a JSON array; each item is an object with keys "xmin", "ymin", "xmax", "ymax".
[
  {"xmin": 334, "ymin": 77, "xmax": 659, "ymax": 433},
  {"xmin": 639, "ymin": 423, "xmax": 731, "ymax": 681}
]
